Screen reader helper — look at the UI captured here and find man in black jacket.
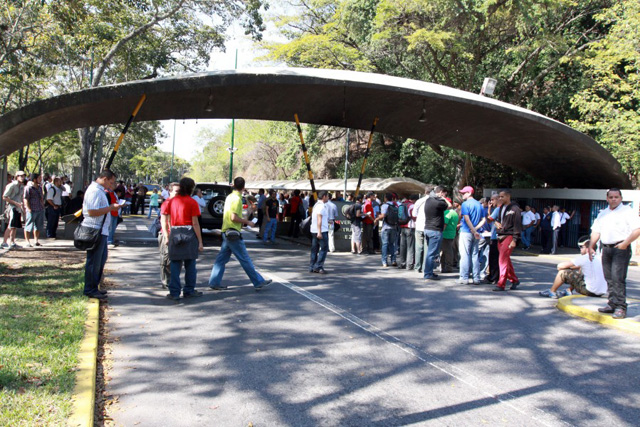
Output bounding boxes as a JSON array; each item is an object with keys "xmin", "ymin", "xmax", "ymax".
[
  {"xmin": 493, "ymin": 189, "xmax": 522, "ymax": 292},
  {"xmin": 423, "ymin": 186, "xmax": 451, "ymax": 280}
]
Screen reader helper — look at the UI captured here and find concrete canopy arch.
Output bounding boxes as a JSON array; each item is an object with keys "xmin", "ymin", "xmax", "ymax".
[{"xmin": 0, "ymin": 67, "xmax": 629, "ymax": 188}]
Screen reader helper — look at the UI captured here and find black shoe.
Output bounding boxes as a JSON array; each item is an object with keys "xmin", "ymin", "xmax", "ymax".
[
  {"xmin": 481, "ymin": 278, "xmax": 493, "ymax": 284},
  {"xmin": 183, "ymin": 290, "xmax": 203, "ymax": 298},
  {"xmin": 407, "ymin": 265, "xmax": 413, "ymax": 270},
  {"xmin": 598, "ymin": 305, "xmax": 615, "ymax": 313},
  {"xmin": 314, "ymin": 268, "xmax": 327, "ymax": 274},
  {"xmin": 424, "ymin": 276, "xmax": 440, "ymax": 281},
  {"xmin": 98, "ymin": 289, "xmax": 108, "ymax": 295},
  {"xmin": 492, "ymin": 286, "xmax": 506, "ymax": 292},
  {"xmin": 432, "ymin": 273, "xmax": 439, "ymax": 278},
  {"xmin": 399, "ymin": 264, "xmax": 406, "ymax": 269},
  {"xmin": 510, "ymin": 281, "xmax": 520, "ymax": 290},
  {"xmin": 255, "ymin": 279, "xmax": 273, "ymax": 290},
  {"xmin": 612, "ymin": 308, "xmax": 627, "ymax": 319},
  {"xmin": 84, "ymin": 292, "xmax": 107, "ymax": 300},
  {"xmin": 209, "ymin": 285, "xmax": 229, "ymax": 290},
  {"xmin": 165, "ymin": 294, "xmax": 181, "ymax": 301},
  {"xmin": 391, "ymin": 262, "xmax": 398, "ymax": 267}
]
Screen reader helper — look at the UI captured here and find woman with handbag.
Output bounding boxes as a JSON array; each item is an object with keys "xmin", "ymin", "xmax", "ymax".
[{"xmin": 161, "ymin": 177, "xmax": 204, "ymax": 301}]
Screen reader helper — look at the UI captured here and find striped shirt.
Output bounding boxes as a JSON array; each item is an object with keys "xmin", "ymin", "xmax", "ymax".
[{"xmin": 82, "ymin": 182, "xmax": 111, "ymax": 236}]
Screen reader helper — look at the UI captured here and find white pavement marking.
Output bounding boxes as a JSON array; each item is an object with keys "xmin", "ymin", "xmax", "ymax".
[
  {"xmin": 264, "ymin": 271, "xmax": 571, "ymax": 427},
  {"xmin": 135, "ymin": 225, "xmax": 149, "ymax": 231}
]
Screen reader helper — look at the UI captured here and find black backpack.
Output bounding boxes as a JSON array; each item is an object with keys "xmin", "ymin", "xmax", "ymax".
[
  {"xmin": 344, "ymin": 204, "xmax": 356, "ymax": 220},
  {"xmin": 384, "ymin": 203, "xmax": 399, "ymax": 226}
]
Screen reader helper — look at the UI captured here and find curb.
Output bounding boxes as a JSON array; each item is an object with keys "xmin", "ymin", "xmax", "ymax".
[
  {"xmin": 557, "ymin": 295, "xmax": 640, "ymax": 336},
  {"xmin": 68, "ymin": 298, "xmax": 100, "ymax": 427}
]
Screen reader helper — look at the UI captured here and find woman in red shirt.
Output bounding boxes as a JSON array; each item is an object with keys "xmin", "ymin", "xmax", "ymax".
[{"xmin": 161, "ymin": 177, "xmax": 204, "ymax": 301}]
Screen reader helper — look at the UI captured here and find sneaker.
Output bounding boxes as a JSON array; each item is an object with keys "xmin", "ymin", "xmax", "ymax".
[
  {"xmin": 35, "ymin": 242, "xmax": 42, "ymax": 247},
  {"xmin": 612, "ymin": 308, "xmax": 627, "ymax": 319},
  {"xmin": 472, "ymin": 281, "xmax": 481, "ymax": 286},
  {"xmin": 84, "ymin": 292, "xmax": 107, "ymax": 300},
  {"xmin": 165, "ymin": 294, "xmax": 181, "ymax": 301},
  {"xmin": 255, "ymin": 279, "xmax": 273, "ymax": 290},
  {"xmin": 98, "ymin": 289, "xmax": 108, "ymax": 295},
  {"xmin": 0, "ymin": 242, "xmax": 8, "ymax": 249},
  {"xmin": 382, "ymin": 264, "xmax": 388, "ymax": 268},
  {"xmin": 598, "ymin": 305, "xmax": 615, "ymax": 313},
  {"xmin": 25, "ymin": 243, "xmax": 33, "ymax": 248},
  {"xmin": 456, "ymin": 279, "xmax": 468, "ymax": 285},
  {"xmin": 492, "ymin": 286, "xmax": 506, "ymax": 292},
  {"xmin": 510, "ymin": 280, "xmax": 520, "ymax": 290},
  {"xmin": 10, "ymin": 243, "xmax": 21, "ymax": 249},
  {"xmin": 314, "ymin": 268, "xmax": 327, "ymax": 274},
  {"xmin": 538, "ymin": 289, "xmax": 557, "ymax": 298},
  {"xmin": 209, "ymin": 285, "xmax": 229, "ymax": 290},
  {"xmin": 558, "ymin": 289, "xmax": 571, "ymax": 297},
  {"xmin": 391, "ymin": 262, "xmax": 398, "ymax": 267},
  {"xmin": 424, "ymin": 276, "xmax": 440, "ymax": 281},
  {"xmin": 183, "ymin": 290, "xmax": 204, "ymax": 298}
]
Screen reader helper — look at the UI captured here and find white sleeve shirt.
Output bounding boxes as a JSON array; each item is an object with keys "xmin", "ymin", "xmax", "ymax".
[
  {"xmin": 591, "ymin": 203, "xmax": 640, "ymax": 245},
  {"xmin": 551, "ymin": 212, "xmax": 562, "ymax": 230}
]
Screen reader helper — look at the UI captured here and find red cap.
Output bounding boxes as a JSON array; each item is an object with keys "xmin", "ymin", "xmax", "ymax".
[{"xmin": 460, "ymin": 186, "xmax": 474, "ymax": 195}]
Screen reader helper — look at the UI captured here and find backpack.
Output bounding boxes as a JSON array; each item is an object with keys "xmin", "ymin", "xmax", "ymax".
[
  {"xmin": 344, "ymin": 204, "xmax": 356, "ymax": 220},
  {"xmin": 397, "ymin": 202, "xmax": 411, "ymax": 225},
  {"xmin": 149, "ymin": 216, "xmax": 161, "ymax": 237},
  {"xmin": 384, "ymin": 203, "xmax": 399, "ymax": 226},
  {"xmin": 299, "ymin": 216, "xmax": 312, "ymax": 239}
]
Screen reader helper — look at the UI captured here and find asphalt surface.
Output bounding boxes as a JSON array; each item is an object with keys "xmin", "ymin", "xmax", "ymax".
[{"xmin": 103, "ymin": 216, "xmax": 640, "ymax": 426}]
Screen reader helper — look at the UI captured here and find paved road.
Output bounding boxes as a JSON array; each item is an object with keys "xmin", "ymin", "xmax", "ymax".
[{"xmin": 104, "ymin": 216, "xmax": 640, "ymax": 426}]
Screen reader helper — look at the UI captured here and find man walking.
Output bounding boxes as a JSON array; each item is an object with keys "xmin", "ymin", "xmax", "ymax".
[
  {"xmin": 589, "ymin": 188, "xmax": 640, "ymax": 319},
  {"xmin": 423, "ymin": 186, "xmax": 450, "ymax": 280},
  {"xmin": 209, "ymin": 177, "xmax": 272, "ymax": 291},
  {"xmin": 309, "ymin": 191, "xmax": 329, "ymax": 274},
  {"xmin": 82, "ymin": 170, "xmax": 121, "ymax": 299},
  {"xmin": 2, "ymin": 170, "xmax": 26, "ymax": 249},
  {"xmin": 458, "ymin": 186, "xmax": 484, "ymax": 285},
  {"xmin": 262, "ymin": 190, "xmax": 278, "ymax": 244},
  {"xmin": 492, "ymin": 190, "xmax": 522, "ymax": 292}
]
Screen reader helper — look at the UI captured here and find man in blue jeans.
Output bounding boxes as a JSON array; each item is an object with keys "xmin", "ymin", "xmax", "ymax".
[
  {"xmin": 82, "ymin": 169, "xmax": 121, "ymax": 299},
  {"xmin": 376, "ymin": 193, "xmax": 398, "ymax": 267},
  {"xmin": 423, "ymin": 186, "xmax": 451, "ymax": 280},
  {"xmin": 309, "ymin": 191, "xmax": 329, "ymax": 274},
  {"xmin": 458, "ymin": 186, "xmax": 485, "ymax": 285},
  {"xmin": 209, "ymin": 177, "xmax": 272, "ymax": 291}
]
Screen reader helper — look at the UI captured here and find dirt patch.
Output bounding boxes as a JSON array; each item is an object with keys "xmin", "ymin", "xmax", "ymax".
[
  {"xmin": 0, "ymin": 249, "xmax": 86, "ymax": 266},
  {"xmin": 94, "ymin": 279, "xmax": 119, "ymax": 427}
]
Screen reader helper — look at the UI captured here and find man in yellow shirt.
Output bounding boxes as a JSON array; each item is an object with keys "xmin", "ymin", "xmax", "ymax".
[{"xmin": 208, "ymin": 177, "xmax": 272, "ymax": 290}]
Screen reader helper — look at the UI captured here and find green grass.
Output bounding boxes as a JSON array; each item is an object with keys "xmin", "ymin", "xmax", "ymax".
[{"xmin": 0, "ymin": 258, "xmax": 87, "ymax": 426}]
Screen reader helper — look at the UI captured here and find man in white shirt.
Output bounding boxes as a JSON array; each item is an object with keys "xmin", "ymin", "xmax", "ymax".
[
  {"xmin": 413, "ymin": 185, "xmax": 433, "ymax": 273},
  {"xmin": 539, "ymin": 237, "xmax": 607, "ymax": 298},
  {"xmin": 191, "ymin": 188, "xmax": 206, "ymax": 214},
  {"xmin": 521, "ymin": 205, "xmax": 536, "ymax": 250},
  {"xmin": 309, "ymin": 191, "xmax": 329, "ymax": 274},
  {"xmin": 551, "ymin": 205, "xmax": 562, "ymax": 254},
  {"xmin": 559, "ymin": 207, "xmax": 575, "ymax": 247},
  {"xmin": 589, "ymin": 188, "xmax": 640, "ymax": 319},
  {"xmin": 161, "ymin": 185, "xmax": 170, "ymax": 200},
  {"xmin": 325, "ymin": 194, "xmax": 339, "ymax": 252}
]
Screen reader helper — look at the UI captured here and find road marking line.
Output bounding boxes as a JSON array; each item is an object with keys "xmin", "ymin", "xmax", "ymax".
[{"xmin": 265, "ymin": 272, "xmax": 570, "ymax": 427}]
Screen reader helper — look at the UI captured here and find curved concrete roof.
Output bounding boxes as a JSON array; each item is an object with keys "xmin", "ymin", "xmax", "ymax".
[{"xmin": 0, "ymin": 67, "xmax": 629, "ymax": 188}]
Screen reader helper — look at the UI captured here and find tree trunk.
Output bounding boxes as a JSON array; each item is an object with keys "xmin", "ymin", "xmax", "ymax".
[{"xmin": 79, "ymin": 126, "xmax": 100, "ymax": 189}]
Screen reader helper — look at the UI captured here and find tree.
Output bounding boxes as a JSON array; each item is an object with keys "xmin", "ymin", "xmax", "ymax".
[
  {"xmin": 570, "ymin": 0, "xmax": 640, "ymax": 187},
  {"xmin": 129, "ymin": 146, "xmax": 190, "ymax": 183}
]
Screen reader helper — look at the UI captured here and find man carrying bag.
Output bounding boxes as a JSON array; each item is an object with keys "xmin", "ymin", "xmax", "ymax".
[{"xmin": 80, "ymin": 169, "xmax": 121, "ymax": 299}]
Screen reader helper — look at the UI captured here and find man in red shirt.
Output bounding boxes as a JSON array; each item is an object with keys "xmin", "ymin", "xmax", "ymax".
[
  {"xmin": 362, "ymin": 192, "xmax": 376, "ymax": 255},
  {"xmin": 288, "ymin": 189, "xmax": 303, "ymax": 238}
]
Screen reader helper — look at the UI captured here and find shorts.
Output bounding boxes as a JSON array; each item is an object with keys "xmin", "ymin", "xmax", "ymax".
[
  {"xmin": 351, "ymin": 223, "xmax": 362, "ymax": 243},
  {"xmin": 24, "ymin": 210, "xmax": 44, "ymax": 232},
  {"xmin": 560, "ymin": 269, "xmax": 602, "ymax": 297},
  {"xmin": 8, "ymin": 207, "xmax": 22, "ymax": 229}
]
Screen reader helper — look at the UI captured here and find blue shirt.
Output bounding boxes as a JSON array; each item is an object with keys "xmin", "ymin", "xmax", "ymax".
[
  {"xmin": 460, "ymin": 198, "xmax": 483, "ymax": 233},
  {"xmin": 490, "ymin": 207, "xmax": 500, "ymax": 240},
  {"xmin": 82, "ymin": 182, "xmax": 111, "ymax": 236}
]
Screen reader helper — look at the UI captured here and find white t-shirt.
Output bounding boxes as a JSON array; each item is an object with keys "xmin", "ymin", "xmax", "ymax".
[
  {"xmin": 560, "ymin": 212, "xmax": 570, "ymax": 225},
  {"xmin": 534, "ymin": 212, "xmax": 541, "ymax": 224},
  {"xmin": 591, "ymin": 203, "xmax": 640, "ymax": 245},
  {"xmin": 310, "ymin": 200, "xmax": 328, "ymax": 233},
  {"xmin": 572, "ymin": 253, "xmax": 607, "ymax": 295},
  {"xmin": 414, "ymin": 196, "xmax": 428, "ymax": 232},
  {"xmin": 552, "ymin": 211, "xmax": 562, "ymax": 230},
  {"xmin": 522, "ymin": 211, "xmax": 535, "ymax": 226}
]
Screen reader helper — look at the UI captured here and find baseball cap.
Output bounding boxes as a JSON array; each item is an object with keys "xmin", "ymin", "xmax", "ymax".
[
  {"xmin": 15, "ymin": 170, "xmax": 26, "ymax": 176},
  {"xmin": 460, "ymin": 186, "xmax": 474, "ymax": 195}
]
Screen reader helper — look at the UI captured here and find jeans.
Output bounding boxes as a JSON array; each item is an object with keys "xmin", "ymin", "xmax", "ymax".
[
  {"xmin": 46, "ymin": 205, "xmax": 60, "ymax": 238},
  {"xmin": 263, "ymin": 218, "xmax": 277, "ymax": 242},
  {"xmin": 521, "ymin": 226, "xmax": 533, "ymax": 248},
  {"xmin": 497, "ymin": 236, "xmax": 518, "ymax": 288},
  {"xmin": 423, "ymin": 229, "xmax": 443, "ymax": 279},
  {"xmin": 398, "ymin": 227, "xmax": 415, "ymax": 267},
  {"xmin": 169, "ymin": 258, "xmax": 197, "ymax": 297},
  {"xmin": 84, "ymin": 234, "xmax": 108, "ymax": 295},
  {"xmin": 310, "ymin": 232, "xmax": 329, "ymax": 271},
  {"xmin": 602, "ymin": 246, "xmax": 631, "ymax": 310},
  {"xmin": 209, "ymin": 234, "xmax": 265, "ymax": 287},
  {"xmin": 381, "ymin": 228, "xmax": 397, "ymax": 265},
  {"xmin": 108, "ymin": 215, "xmax": 118, "ymax": 244},
  {"xmin": 147, "ymin": 206, "xmax": 160, "ymax": 219},
  {"xmin": 478, "ymin": 236, "xmax": 490, "ymax": 276},
  {"xmin": 414, "ymin": 230, "xmax": 425, "ymax": 271},
  {"xmin": 459, "ymin": 232, "xmax": 481, "ymax": 282}
]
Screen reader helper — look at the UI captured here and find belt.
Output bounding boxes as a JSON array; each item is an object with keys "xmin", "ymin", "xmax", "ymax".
[{"xmin": 602, "ymin": 241, "xmax": 623, "ymax": 248}]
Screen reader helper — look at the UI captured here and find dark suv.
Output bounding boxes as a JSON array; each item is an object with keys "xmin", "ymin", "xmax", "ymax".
[{"xmin": 195, "ymin": 183, "xmax": 233, "ymax": 230}]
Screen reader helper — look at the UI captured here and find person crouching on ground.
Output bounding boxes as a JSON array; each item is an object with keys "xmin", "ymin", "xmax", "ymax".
[
  {"xmin": 161, "ymin": 177, "xmax": 204, "ymax": 301},
  {"xmin": 208, "ymin": 177, "xmax": 272, "ymax": 291},
  {"xmin": 539, "ymin": 237, "xmax": 607, "ymax": 299}
]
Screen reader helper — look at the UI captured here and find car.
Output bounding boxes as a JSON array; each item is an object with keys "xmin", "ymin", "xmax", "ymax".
[
  {"xmin": 141, "ymin": 184, "xmax": 164, "ymax": 209},
  {"xmin": 195, "ymin": 183, "xmax": 255, "ymax": 230}
]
